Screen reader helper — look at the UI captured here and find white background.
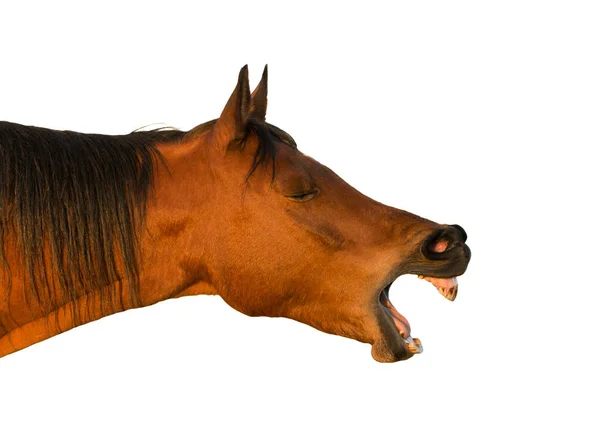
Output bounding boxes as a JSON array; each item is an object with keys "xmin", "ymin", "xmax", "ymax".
[{"xmin": 1, "ymin": 1, "xmax": 598, "ymax": 432}]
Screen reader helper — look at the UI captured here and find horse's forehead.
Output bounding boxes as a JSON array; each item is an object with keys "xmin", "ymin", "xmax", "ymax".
[
  {"xmin": 275, "ymin": 144, "xmax": 320, "ymax": 170},
  {"xmin": 275, "ymin": 151, "xmax": 329, "ymax": 185}
]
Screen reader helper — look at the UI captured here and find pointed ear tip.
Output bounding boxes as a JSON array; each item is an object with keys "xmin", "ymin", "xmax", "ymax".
[
  {"xmin": 239, "ymin": 64, "xmax": 249, "ymax": 78},
  {"xmin": 237, "ymin": 66, "xmax": 251, "ymax": 96}
]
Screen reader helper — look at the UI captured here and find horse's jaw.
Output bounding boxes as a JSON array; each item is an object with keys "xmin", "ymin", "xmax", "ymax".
[{"xmin": 371, "ymin": 274, "xmax": 460, "ymax": 362}]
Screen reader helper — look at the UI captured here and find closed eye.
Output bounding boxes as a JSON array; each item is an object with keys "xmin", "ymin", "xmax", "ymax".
[{"xmin": 286, "ymin": 189, "xmax": 319, "ymax": 202}]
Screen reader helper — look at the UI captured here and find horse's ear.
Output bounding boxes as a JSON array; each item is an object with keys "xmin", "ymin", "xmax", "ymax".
[
  {"xmin": 249, "ymin": 65, "xmax": 268, "ymax": 122},
  {"xmin": 212, "ymin": 65, "xmax": 251, "ymax": 150}
]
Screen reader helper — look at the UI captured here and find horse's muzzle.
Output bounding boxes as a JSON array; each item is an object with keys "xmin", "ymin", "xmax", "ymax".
[{"xmin": 371, "ymin": 224, "xmax": 472, "ymax": 362}]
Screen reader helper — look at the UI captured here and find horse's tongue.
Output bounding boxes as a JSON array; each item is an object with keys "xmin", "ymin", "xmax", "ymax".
[{"xmin": 419, "ymin": 276, "xmax": 459, "ymax": 301}]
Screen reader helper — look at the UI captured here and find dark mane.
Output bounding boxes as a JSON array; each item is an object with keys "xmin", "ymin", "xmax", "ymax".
[
  {"xmin": 0, "ymin": 122, "xmax": 184, "ymax": 315},
  {"xmin": 0, "ymin": 119, "xmax": 295, "ymax": 317}
]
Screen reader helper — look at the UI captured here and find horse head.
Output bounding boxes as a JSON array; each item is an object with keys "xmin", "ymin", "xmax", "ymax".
[{"xmin": 168, "ymin": 66, "xmax": 471, "ymax": 362}]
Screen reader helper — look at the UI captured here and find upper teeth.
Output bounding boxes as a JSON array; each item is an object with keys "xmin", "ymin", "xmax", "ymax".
[{"xmin": 418, "ymin": 275, "xmax": 458, "ymax": 302}]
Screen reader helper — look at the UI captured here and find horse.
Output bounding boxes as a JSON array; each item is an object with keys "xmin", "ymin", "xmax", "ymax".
[{"xmin": 0, "ymin": 65, "xmax": 470, "ymax": 362}]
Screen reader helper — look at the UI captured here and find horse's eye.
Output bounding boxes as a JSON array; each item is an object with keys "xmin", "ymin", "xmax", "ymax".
[{"xmin": 286, "ymin": 189, "xmax": 319, "ymax": 202}]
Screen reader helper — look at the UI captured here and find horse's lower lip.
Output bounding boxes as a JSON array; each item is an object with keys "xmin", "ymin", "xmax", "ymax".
[{"xmin": 379, "ymin": 283, "xmax": 423, "ymax": 355}]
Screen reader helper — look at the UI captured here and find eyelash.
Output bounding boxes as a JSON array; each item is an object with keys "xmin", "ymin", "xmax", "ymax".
[{"xmin": 287, "ymin": 189, "xmax": 319, "ymax": 202}]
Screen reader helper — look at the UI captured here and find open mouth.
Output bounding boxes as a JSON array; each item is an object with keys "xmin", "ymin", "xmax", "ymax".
[
  {"xmin": 371, "ymin": 225, "xmax": 470, "ymax": 362},
  {"xmin": 378, "ymin": 274, "xmax": 459, "ymax": 355}
]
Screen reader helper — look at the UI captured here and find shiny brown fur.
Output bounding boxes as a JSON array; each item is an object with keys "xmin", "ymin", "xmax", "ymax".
[{"xmin": 0, "ymin": 66, "xmax": 470, "ymax": 362}]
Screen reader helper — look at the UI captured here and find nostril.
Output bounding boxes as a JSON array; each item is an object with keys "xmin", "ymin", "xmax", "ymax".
[
  {"xmin": 421, "ymin": 226, "xmax": 470, "ymax": 262},
  {"xmin": 422, "ymin": 227, "xmax": 462, "ymax": 259},
  {"xmin": 421, "ymin": 228, "xmax": 447, "ymax": 260},
  {"xmin": 432, "ymin": 239, "xmax": 448, "ymax": 253}
]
